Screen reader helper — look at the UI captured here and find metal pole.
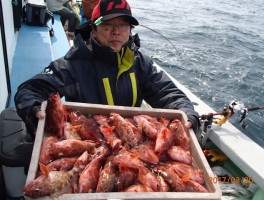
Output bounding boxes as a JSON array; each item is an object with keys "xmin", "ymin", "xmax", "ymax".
[{"xmin": 0, "ymin": 0, "xmax": 11, "ymax": 108}]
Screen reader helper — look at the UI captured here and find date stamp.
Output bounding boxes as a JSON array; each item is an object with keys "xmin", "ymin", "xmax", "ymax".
[{"xmin": 208, "ymin": 176, "xmax": 254, "ymax": 185}]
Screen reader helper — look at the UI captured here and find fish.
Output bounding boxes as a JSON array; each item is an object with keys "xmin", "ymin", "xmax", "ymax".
[
  {"xmin": 45, "ymin": 93, "xmax": 67, "ymax": 137},
  {"xmin": 34, "ymin": 109, "xmax": 207, "ymax": 196},
  {"xmin": 134, "ymin": 115, "xmax": 158, "ymax": 123},
  {"xmin": 165, "ymin": 161, "xmax": 205, "ymax": 185},
  {"xmin": 138, "ymin": 166, "xmax": 161, "ymax": 191},
  {"xmin": 99, "ymin": 125, "xmax": 122, "ymax": 151},
  {"xmin": 154, "ymin": 165, "xmax": 185, "ymax": 192},
  {"xmin": 94, "ymin": 115, "xmax": 123, "ymax": 151},
  {"xmin": 96, "ymin": 155, "xmax": 118, "ymax": 192},
  {"xmin": 157, "ymin": 175, "xmax": 170, "ymax": 192},
  {"xmin": 93, "ymin": 114, "xmax": 110, "ymax": 126},
  {"xmin": 133, "ymin": 115, "xmax": 158, "ymax": 140},
  {"xmin": 50, "ymin": 139, "xmax": 97, "ymax": 159},
  {"xmin": 169, "ymin": 119, "xmax": 190, "ymax": 150},
  {"xmin": 39, "ymin": 136, "xmax": 58, "ymax": 165},
  {"xmin": 167, "ymin": 145, "xmax": 192, "ymax": 165},
  {"xmin": 155, "ymin": 126, "xmax": 175, "ymax": 155},
  {"xmin": 116, "ymin": 167, "xmax": 138, "ymax": 191},
  {"xmin": 134, "ymin": 142, "xmax": 159, "ymax": 164},
  {"xmin": 46, "ymin": 157, "xmax": 78, "ymax": 172},
  {"xmin": 70, "ymin": 151, "xmax": 92, "ymax": 193},
  {"xmin": 109, "ymin": 113, "xmax": 143, "ymax": 147},
  {"xmin": 111, "ymin": 149, "xmax": 145, "ymax": 169},
  {"xmin": 78, "ymin": 145, "xmax": 111, "ymax": 193},
  {"xmin": 159, "ymin": 116, "xmax": 170, "ymax": 127},
  {"xmin": 63, "ymin": 122, "xmax": 82, "ymax": 140},
  {"xmin": 71, "ymin": 151, "xmax": 92, "ymax": 173},
  {"xmin": 124, "ymin": 183, "xmax": 154, "ymax": 192},
  {"xmin": 26, "ymin": 153, "xmax": 94, "ymax": 198},
  {"xmin": 23, "ymin": 163, "xmax": 71, "ymax": 198},
  {"xmin": 184, "ymin": 180, "xmax": 208, "ymax": 192},
  {"xmin": 68, "ymin": 111, "xmax": 104, "ymax": 143}
]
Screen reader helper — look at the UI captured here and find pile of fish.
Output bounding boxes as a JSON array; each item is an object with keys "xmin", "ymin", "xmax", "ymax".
[{"xmin": 23, "ymin": 93, "xmax": 208, "ymax": 198}]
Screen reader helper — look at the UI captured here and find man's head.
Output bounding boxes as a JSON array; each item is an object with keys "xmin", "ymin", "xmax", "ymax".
[{"xmin": 91, "ymin": 0, "xmax": 139, "ymax": 52}]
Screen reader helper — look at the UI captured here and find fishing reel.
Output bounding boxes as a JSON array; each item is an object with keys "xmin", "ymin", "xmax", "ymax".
[
  {"xmin": 197, "ymin": 100, "xmax": 248, "ymax": 148},
  {"xmin": 197, "ymin": 99, "xmax": 264, "ymax": 148},
  {"xmin": 200, "ymin": 100, "xmax": 247, "ymax": 127},
  {"xmin": 213, "ymin": 100, "xmax": 248, "ymax": 125},
  {"xmin": 228, "ymin": 100, "xmax": 248, "ymax": 123}
]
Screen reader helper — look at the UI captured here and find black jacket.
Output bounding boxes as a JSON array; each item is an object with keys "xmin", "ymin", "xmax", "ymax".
[{"xmin": 15, "ymin": 32, "xmax": 200, "ymax": 134}]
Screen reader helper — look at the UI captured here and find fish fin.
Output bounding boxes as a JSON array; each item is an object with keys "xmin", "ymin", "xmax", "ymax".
[
  {"xmin": 106, "ymin": 126, "xmax": 115, "ymax": 134},
  {"xmin": 182, "ymin": 173, "xmax": 192, "ymax": 182},
  {"xmin": 39, "ymin": 162, "xmax": 50, "ymax": 177},
  {"xmin": 72, "ymin": 124, "xmax": 82, "ymax": 131}
]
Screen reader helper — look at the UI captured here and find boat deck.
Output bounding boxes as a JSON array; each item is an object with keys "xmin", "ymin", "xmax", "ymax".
[
  {"xmin": 4, "ymin": 13, "xmax": 264, "ymax": 199},
  {"xmin": 9, "ymin": 15, "xmax": 70, "ymax": 108}
]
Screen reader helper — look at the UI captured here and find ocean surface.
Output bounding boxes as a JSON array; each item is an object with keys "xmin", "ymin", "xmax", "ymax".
[{"xmin": 129, "ymin": 0, "xmax": 264, "ymax": 148}]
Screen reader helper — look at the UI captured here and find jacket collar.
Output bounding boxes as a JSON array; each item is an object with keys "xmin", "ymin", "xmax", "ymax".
[
  {"xmin": 64, "ymin": 34, "xmax": 93, "ymax": 60},
  {"xmin": 91, "ymin": 34, "xmax": 119, "ymax": 65},
  {"xmin": 64, "ymin": 33, "xmax": 138, "ymax": 66}
]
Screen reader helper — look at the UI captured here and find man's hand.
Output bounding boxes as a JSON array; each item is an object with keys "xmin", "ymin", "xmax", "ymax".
[
  {"xmin": 32, "ymin": 111, "xmax": 46, "ymax": 136},
  {"xmin": 185, "ymin": 120, "xmax": 192, "ymax": 129},
  {"xmin": 25, "ymin": 110, "xmax": 46, "ymax": 138},
  {"xmin": 36, "ymin": 110, "xmax": 46, "ymax": 119}
]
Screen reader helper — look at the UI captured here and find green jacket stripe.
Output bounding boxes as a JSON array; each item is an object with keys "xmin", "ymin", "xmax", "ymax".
[
  {"xmin": 103, "ymin": 78, "xmax": 114, "ymax": 105},
  {"xmin": 129, "ymin": 72, "xmax": 137, "ymax": 107}
]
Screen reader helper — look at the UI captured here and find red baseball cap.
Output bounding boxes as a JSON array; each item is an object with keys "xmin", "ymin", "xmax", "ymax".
[{"xmin": 91, "ymin": 0, "xmax": 139, "ymax": 26}]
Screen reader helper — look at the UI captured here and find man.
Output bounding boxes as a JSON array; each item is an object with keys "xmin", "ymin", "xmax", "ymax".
[
  {"xmin": 66, "ymin": 0, "xmax": 82, "ymax": 28},
  {"xmin": 15, "ymin": 0, "xmax": 200, "ymax": 138},
  {"xmin": 82, "ymin": 0, "xmax": 98, "ymax": 20},
  {"xmin": 46, "ymin": 0, "xmax": 78, "ymax": 37}
]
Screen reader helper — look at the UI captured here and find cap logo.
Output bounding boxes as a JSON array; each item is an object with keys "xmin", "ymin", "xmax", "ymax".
[
  {"xmin": 106, "ymin": 2, "xmax": 114, "ymax": 11},
  {"xmin": 106, "ymin": 0, "xmax": 130, "ymax": 12}
]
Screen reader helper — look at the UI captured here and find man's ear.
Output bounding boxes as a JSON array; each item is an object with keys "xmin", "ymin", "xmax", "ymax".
[
  {"xmin": 91, "ymin": 24, "xmax": 97, "ymax": 31},
  {"xmin": 91, "ymin": 25, "xmax": 97, "ymax": 37}
]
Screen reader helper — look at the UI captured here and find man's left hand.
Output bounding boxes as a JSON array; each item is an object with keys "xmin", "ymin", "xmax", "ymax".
[{"xmin": 185, "ymin": 120, "xmax": 192, "ymax": 129}]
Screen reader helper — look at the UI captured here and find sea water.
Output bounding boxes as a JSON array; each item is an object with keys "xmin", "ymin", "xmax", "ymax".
[{"xmin": 129, "ymin": 0, "xmax": 264, "ymax": 148}]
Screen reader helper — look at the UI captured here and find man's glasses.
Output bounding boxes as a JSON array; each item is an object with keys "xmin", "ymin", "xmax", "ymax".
[{"xmin": 100, "ymin": 23, "xmax": 131, "ymax": 32}]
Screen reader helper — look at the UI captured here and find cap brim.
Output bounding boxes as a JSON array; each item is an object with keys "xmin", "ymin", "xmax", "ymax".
[{"xmin": 102, "ymin": 13, "xmax": 139, "ymax": 26}]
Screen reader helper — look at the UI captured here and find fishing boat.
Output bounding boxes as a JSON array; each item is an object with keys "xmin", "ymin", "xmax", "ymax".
[{"xmin": 0, "ymin": 1, "xmax": 264, "ymax": 199}]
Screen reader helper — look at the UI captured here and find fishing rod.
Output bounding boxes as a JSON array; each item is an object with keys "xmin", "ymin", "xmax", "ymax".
[
  {"xmin": 138, "ymin": 24, "xmax": 178, "ymax": 53},
  {"xmin": 246, "ymin": 105, "xmax": 264, "ymax": 111},
  {"xmin": 134, "ymin": 26, "xmax": 264, "ymax": 127},
  {"xmin": 135, "ymin": 25, "xmax": 264, "ymax": 121},
  {"xmin": 134, "ymin": 21, "xmax": 264, "ymax": 127}
]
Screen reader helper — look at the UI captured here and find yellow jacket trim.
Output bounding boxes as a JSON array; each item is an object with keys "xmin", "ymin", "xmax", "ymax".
[
  {"xmin": 102, "ymin": 78, "xmax": 114, "ymax": 105},
  {"xmin": 129, "ymin": 72, "xmax": 137, "ymax": 107},
  {"xmin": 117, "ymin": 47, "xmax": 135, "ymax": 79}
]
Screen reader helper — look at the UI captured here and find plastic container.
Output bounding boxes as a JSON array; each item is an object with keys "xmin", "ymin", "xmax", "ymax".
[{"xmin": 25, "ymin": 101, "xmax": 222, "ymax": 200}]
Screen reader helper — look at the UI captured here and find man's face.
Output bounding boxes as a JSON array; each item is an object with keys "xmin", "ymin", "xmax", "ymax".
[{"xmin": 93, "ymin": 17, "xmax": 131, "ymax": 52}]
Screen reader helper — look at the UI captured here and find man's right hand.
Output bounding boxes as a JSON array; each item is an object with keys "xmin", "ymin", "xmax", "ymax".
[
  {"xmin": 36, "ymin": 110, "xmax": 46, "ymax": 120},
  {"xmin": 24, "ymin": 109, "xmax": 46, "ymax": 138}
]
